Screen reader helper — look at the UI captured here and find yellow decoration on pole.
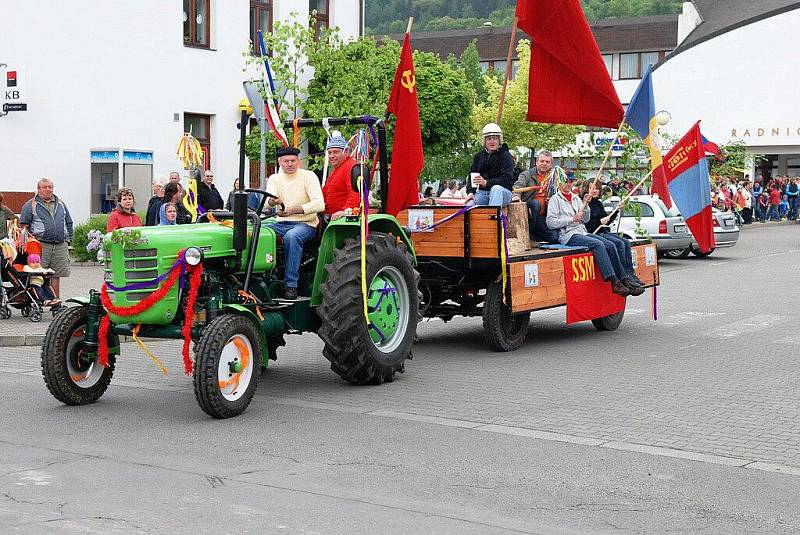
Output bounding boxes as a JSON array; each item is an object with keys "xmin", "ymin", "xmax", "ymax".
[
  {"xmin": 175, "ymin": 132, "xmax": 204, "ymax": 169},
  {"xmin": 359, "ymin": 175, "xmax": 371, "ymax": 326}
]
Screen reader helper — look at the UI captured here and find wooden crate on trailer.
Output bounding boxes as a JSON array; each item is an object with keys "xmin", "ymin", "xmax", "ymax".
[{"xmin": 396, "ymin": 206, "xmax": 502, "ymax": 259}]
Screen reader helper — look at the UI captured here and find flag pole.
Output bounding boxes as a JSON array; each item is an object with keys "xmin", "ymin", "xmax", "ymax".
[
  {"xmin": 592, "ymin": 118, "xmax": 626, "ymax": 185},
  {"xmin": 406, "ymin": 16, "xmax": 414, "ymax": 34},
  {"xmin": 496, "ymin": 17, "xmax": 518, "ymax": 124},
  {"xmin": 593, "ymin": 167, "xmax": 654, "ymax": 234}
]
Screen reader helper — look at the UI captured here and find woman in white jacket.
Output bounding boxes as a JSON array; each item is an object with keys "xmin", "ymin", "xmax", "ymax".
[{"xmin": 545, "ymin": 177, "xmax": 634, "ymax": 297}]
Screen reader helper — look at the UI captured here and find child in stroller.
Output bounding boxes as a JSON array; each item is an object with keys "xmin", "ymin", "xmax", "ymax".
[{"xmin": 0, "ymin": 238, "xmax": 61, "ymax": 322}]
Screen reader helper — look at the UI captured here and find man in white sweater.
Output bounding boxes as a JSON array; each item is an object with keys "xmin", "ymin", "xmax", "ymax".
[
  {"xmin": 545, "ymin": 176, "xmax": 632, "ymax": 297},
  {"xmin": 265, "ymin": 147, "xmax": 325, "ymax": 299}
]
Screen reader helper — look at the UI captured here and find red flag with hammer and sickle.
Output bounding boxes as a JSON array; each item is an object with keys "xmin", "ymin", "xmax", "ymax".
[{"xmin": 386, "ymin": 33, "xmax": 425, "ymax": 216}]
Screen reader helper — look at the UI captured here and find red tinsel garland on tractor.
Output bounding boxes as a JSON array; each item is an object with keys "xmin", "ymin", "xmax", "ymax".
[{"xmin": 97, "ymin": 251, "xmax": 202, "ymax": 375}]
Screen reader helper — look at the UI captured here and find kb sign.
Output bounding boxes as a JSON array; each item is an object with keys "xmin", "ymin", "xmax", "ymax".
[{"xmin": 2, "ymin": 66, "xmax": 27, "ymax": 113}]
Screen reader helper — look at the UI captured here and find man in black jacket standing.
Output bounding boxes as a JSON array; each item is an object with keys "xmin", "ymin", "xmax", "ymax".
[
  {"xmin": 198, "ymin": 169, "xmax": 224, "ymax": 211},
  {"xmin": 466, "ymin": 123, "xmax": 514, "ymax": 207}
]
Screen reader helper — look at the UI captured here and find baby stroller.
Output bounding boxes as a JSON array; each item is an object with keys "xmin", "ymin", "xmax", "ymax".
[{"xmin": 0, "ymin": 235, "xmax": 61, "ymax": 322}]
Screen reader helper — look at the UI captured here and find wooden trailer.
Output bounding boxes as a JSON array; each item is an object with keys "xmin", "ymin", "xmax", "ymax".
[{"xmin": 397, "ymin": 203, "xmax": 660, "ymax": 350}]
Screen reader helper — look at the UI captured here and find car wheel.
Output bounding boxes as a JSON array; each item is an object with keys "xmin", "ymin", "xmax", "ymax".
[
  {"xmin": 691, "ymin": 247, "xmax": 715, "ymax": 257},
  {"xmin": 664, "ymin": 247, "xmax": 691, "ymax": 259}
]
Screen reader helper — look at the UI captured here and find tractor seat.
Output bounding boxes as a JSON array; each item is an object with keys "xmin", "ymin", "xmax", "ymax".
[{"xmin": 274, "ymin": 215, "xmax": 328, "ymax": 248}]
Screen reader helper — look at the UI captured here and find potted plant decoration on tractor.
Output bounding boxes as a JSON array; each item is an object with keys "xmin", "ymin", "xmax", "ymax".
[{"xmin": 40, "ymin": 115, "xmax": 420, "ymax": 418}]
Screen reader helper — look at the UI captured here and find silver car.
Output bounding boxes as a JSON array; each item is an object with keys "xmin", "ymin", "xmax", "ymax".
[
  {"xmin": 602, "ymin": 196, "xmax": 691, "ymax": 255},
  {"xmin": 665, "ymin": 208, "xmax": 740, "ymax": 258}
]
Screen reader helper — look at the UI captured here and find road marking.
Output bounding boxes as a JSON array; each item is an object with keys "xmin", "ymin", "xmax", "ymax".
[
  {"xmin": 707, "ymin": 313, "xmax": 786, "ymax": 338},
  {"xmin": 476, "ymin": 424, "xmax": 605, "ymax": 446},
  {"xmin": 659, "ymin": 311, "xmax": 727, "ymax": 326}
]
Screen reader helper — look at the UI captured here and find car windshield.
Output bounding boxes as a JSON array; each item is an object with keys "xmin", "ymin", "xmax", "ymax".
[{"xmin": 653, "ymin": 198, "xmax": 680, "ymax": 217}]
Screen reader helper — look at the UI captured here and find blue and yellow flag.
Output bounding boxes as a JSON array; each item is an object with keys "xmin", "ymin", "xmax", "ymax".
[{"xmin": 625, "ymin": 65, "xmax": 670, "ymax": 208}]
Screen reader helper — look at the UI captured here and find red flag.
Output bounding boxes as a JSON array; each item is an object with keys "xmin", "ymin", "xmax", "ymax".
[
  {"xmin": 386, "ymin": 33, "xmax": 425, "ymax": 216},
  {"xmin": 516, "ymin": 0, "xmax": 624, "ymax": 128},
  {"xmin": 563, "ymin": 253, "xmax": 625, "ymax": 324}
]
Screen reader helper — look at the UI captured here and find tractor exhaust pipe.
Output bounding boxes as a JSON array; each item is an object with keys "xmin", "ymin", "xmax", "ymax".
[{"xmin": 233, "ymin": 109, "xmax": 249, "ymax": 253}]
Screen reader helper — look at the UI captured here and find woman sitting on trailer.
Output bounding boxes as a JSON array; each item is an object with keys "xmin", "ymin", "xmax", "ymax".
[
  {"xmin": 583, "ymin": 181, "xmax": 645, "ymax": 291},
  {"xmin": 545, "ymin": 176, "xmax": 640, "ymax": 297}
]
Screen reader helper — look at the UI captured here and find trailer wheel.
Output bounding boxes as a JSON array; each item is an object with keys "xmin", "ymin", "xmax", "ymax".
[
  {"xmin": 318, "ymin": 233, "xmax": 419, "ymax": 384},
  {"xmin": 482, "ymin": 281, "xmax": 530, "ymax": 352},
  {"xmin": 193, "ymin": 314, "xmax": 261, "ymax": 419},
  {"xmin": 41, "ymin": 306, "xmax": 116, "ymax": 405},
  {"xmin": 591, "ymin": 310, "xmax": 625, "ymax": 331}
]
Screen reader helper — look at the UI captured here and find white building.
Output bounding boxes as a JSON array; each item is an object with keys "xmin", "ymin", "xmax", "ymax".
[
  {"xmin": 653, "ymin": 0, "xmax": 800, "ymax": 178},
  {"xmin": 0, "ymin": 0, "xmax": 363, "ymax": 222}
]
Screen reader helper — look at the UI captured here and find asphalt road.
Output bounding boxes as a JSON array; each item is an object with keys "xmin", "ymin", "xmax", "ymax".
[{"xmin": 1, "ymin": 224, "xmax": 800, "ymax": 533}]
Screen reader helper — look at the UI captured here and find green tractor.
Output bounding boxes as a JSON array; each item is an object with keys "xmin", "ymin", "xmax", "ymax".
[{"xmin": 41, "ymin": 116, "xmax": 420, "ymax": 418}]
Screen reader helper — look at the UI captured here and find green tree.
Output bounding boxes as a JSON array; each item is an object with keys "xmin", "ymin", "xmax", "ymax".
[
  {"xmin": 709, "ymin": 140, "xmax": 764, "ymax": 181},
  {"xmin": 459, "ymin": 40, "xmax": 486, "ymax": 104},
  {"xmin": 301, "ymin": 36, "xmax": 473, "ymax": 174},
  {"xmin": 472, "ymin": 40, "xmax": 583, "ymax": 152}
]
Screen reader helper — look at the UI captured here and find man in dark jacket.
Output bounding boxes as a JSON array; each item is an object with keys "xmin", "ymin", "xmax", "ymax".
[
  {"xmin": 19, "ymin": 178, "xmax": 73, "ymax": 297},
  {"xmin": 466, "ymin": 123, "xmax": 514, "ymax": 207},
  {"xmin": 198, "ymin": 169, "xmax": 225, "ymax": 211}
]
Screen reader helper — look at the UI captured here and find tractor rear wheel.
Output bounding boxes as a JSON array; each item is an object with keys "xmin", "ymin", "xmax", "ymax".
[
  {"xmin": 482, "ymin": 281, "xmax": 530, "ymax": 351},
  {"xmin": 318, "ymin": 233, "xmax": 419, "ymax": 384},
  {"xmin": 193, "ymin": 314, "xmax": 261, "ymax": 419},
  {"xmin": 41, "ymin": 306, "xmax": 116, "ymax": 405},
  {"xmin": 591, "ymin": 310, "xmax": 625, "ymax": 331}
]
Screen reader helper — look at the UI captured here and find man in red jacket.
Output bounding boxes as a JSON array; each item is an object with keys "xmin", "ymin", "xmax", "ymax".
[{"xmin": 321, "ymin": 135, "xmax": 368, "ymax": 220}]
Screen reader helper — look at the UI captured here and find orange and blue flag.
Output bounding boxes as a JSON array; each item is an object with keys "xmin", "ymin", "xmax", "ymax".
[
  {"xmin": 625, "ymin": 65, "xmax": 671, "ymax": 207},
  {"xmin": 663, "ymin": 122, "xmax": 715, "ymax": 254}
]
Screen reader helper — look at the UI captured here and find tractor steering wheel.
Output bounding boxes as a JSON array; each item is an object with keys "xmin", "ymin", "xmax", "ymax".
[{"xmin": 245, "ymin": 188, "xmax": 284, "ymax": 213}]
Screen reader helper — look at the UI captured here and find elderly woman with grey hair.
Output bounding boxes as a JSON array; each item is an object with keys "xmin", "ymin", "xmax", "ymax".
[{"xmin": 145, "ymin": 174, "xmax": 170, "ymax": 226}]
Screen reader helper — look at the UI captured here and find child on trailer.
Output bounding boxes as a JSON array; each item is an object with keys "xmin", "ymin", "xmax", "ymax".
[{"xmin": 23, "ymin": 253, "xmax": 60, "ymax": 306}]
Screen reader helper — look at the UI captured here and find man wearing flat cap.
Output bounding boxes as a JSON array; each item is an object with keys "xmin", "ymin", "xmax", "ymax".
[
  {"xmin": 322, "ymin": 135, "xmax": 367, "ymax": 220},
  {"xmin": 265, "ymin": 146, "xmax": 325, "ymax": 300}
]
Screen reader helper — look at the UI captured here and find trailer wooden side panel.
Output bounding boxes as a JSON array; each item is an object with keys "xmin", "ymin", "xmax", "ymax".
[{"xmin": 508, "ymin": 243, "xmax": 660, "ymax": 314}]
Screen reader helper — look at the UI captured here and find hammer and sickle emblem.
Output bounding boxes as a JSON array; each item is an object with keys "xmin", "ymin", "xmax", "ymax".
[{"xmin": 401, "ymin": 69, "xmax": 416, "ymax": 93}]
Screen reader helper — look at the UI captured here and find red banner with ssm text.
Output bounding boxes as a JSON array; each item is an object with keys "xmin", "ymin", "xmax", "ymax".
[{"xmin": 563, "ymin": 253, "xmax": 625, "ymax": 324}]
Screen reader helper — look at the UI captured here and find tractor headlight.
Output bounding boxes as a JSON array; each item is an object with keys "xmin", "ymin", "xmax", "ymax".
[{"xmin": 185, "ymin": 247, "xmax": 203, "ymax": 266}]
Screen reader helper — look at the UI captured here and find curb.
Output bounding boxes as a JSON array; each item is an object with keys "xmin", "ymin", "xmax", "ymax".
[
  {"xmin": 741, "ymin": 220, "xmax": 798, "ymax": 230},
  {"xmin": 0, "ymin": 335, "xmax": 45, "ymax": 347}
]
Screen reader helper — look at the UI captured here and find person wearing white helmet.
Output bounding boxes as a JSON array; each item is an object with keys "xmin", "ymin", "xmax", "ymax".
[{"xmin": 466, "ymin": 123, "xmax": 514, "ymax": 207}]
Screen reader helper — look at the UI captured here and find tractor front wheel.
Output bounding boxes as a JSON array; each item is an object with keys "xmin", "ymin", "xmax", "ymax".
[
  {"xmin": 318, "ymin": 233, "xmax": 419, "ymax": 384},
  {"xmin": 482, "ymin": 281, "xmax": 530, "ymax": 351},
  {"xmin": 41, "ymin": 306, "xmax": 115, "ymax": 405},
  {"xmin": 193, "ymin": 314, "xmax": 261, "ymax": 419}
]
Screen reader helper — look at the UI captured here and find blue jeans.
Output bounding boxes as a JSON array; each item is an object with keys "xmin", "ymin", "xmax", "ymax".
[
  {"xmin": 597, "ymin": 232, "xmax": 635, "ymax": 279},
  {"xmin": 525, "ymin": 198, "xmax": 559, "ymax": 243},
  {"xmin": 265, "ymin": 221, "xmax": 317, "ymax": 288},
  {"xmin": 565, "ymin": 233, "xmax": 626, "ymax": 282},
  {"xmin": 475, "ymin": 185, "xmax": 512, "ymax": 207},
  {"xmin": 766, "ymin": 205, "xmax": 780, "ymax": 221},
  {"xmin": 788, "ymin": 196, "xmax": 798, "ymax": 220}
]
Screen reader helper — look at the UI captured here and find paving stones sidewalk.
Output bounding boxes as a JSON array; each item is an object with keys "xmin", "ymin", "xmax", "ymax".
[{"xmin": 0, "ymin": 264, "xmax": 103, "ymax": 346}]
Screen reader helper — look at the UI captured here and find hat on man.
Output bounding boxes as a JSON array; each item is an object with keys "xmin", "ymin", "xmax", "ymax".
[
  {"xmin": 326, "ymin": 135, "xmax": 348, "ymax": 151},
  {"xmin": 566, "ymin": 171, "xmax": 576, "ymax": 180},
  {"xmin": 276, "ymin": 146, "xmax": 301, "ymax": 159}
]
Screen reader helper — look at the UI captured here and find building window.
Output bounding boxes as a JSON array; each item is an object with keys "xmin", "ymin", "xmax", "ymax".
[
  {"xmin": 619, "ymin": 53, "xmax": 638, "ymax": 79},
  {"xmin": 620, "ymin": 51, "xmax": 663, "ymax": 79},
  {"xmin": 479, "ymin": 61, "xmax": 490, "ymax": 73},
  {"xmin": 602, "ymin": 54, "xmax": 613, "ymax": 78},
  {"xmin": 184, "ymin": 113, "xmax": 212, "ymax": 171},
  {"xmin": 250, "ymin": 0, "xmax": 272, "ymax": 55},
  {"xmin": 639, "ymin": 52, "xmax": 659, "ymax": 73},
  {"xmin": 184, "ymin": 0, "xmax": 210, "ymax": 48},
  {"xmin": 310, "ymin": 0, "xmax": 329, "ymax": 41}
]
